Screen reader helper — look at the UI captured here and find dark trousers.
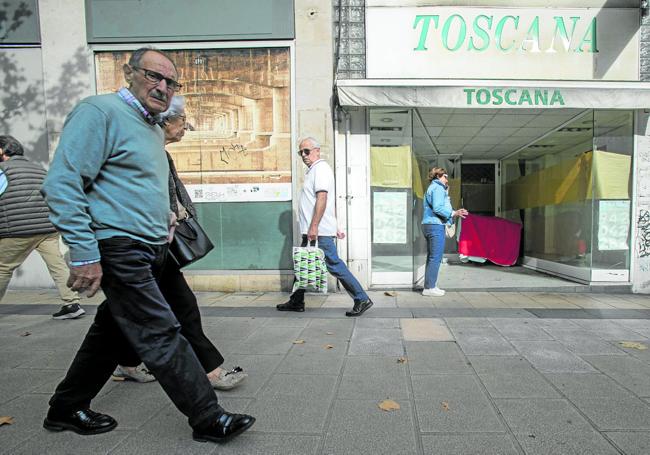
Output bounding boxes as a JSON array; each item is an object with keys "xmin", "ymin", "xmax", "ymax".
[
  {"xmin": 119, "ymin": 258, "xmax": 224, "ymax": 372},
  {"xmin": 48, "ymin": 238, "xmax": 222, "ymax": 429}
]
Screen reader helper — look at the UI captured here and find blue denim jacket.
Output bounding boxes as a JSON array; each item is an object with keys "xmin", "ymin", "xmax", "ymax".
[{"xmin": 422, "ymin": 179, "xmax": 452, "ymax": 225}]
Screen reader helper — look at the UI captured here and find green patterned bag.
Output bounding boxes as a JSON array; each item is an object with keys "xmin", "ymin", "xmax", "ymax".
[{"xmin": 292, "ymin": 243, "xmax": 328, "ymax": 293}]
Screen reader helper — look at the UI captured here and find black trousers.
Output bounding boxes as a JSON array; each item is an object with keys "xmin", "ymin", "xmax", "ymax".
[
  {"xmin": 48, "ymin": 238, "xmax": 222, "ymax": 429},
  {"xmin": 118, "ymin": 257, "xmax": 224, "ymax": 372}
]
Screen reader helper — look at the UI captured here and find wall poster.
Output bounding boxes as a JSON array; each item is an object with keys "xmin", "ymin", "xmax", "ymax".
[
  {"xmin": 94, "ymin": 48, "xmax": 292, "ymax": 202},
  {"xmin": 598, "ymin": 200, "xmax": 630, "ymax": 251},
  {"xmin": 373, "ymin": 191, "xmax": 408, "ymax": 244}
]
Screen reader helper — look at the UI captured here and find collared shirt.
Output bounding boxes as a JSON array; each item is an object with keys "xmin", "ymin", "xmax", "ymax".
[{"xmin": 117, "ymin": 87, "xmax": 158, "ymax": 125}]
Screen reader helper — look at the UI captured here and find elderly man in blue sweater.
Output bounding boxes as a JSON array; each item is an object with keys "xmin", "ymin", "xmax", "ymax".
[{"xmin": 41, "ymin": 47, "xmax": 254, "ymax": 443}]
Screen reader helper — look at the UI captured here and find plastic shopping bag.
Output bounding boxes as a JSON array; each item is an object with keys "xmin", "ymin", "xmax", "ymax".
[{"xmin": 292, "ymin": 243, "xmax": 328, "ymax": 293}]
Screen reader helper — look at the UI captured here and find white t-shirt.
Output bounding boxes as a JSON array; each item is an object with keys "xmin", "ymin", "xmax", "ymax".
[{"xmin": 299, "ymin": 159, "xmax": 337, "ymax": 236}]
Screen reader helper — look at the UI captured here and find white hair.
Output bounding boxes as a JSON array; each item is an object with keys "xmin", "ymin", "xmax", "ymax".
[
  {"xmin": 298, "ymin": 136, "xmax": 320, "ymax": 149},
  {"xmin": 160, "ymin": 96, "xmax": 185, "ymax": 122}
]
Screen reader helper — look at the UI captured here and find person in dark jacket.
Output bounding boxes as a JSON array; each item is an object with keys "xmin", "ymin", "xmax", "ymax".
[{"xmin": 0, "ymin": 135, "xmax": 84, "ymax": 319}]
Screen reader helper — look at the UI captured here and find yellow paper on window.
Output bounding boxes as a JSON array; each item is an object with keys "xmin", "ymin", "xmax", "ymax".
[{"xmin": 370, "ymin": 146, "xmax": 412, "ymax": 188}]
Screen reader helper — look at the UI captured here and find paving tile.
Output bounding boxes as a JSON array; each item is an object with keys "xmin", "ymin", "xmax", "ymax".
[
  {"xmin": 296, "ymin": 326, "xmax": 352, "ymax": 343},
  {"xmin": 400, "ymin": 318, "xmax": 454, "ymax": 341},
  {"xmin": 444, "ymin": 317, "xmax": 492, "ymax": 328},
  {"xmin": 412, "ymin": 375, "xmax": 504, "ymax": 432},
  {"xmin": 0, "ymin": 368, "xmax": 55, "ymax": 405},
  {"xmin": 276, "ymin": 351, "xmax": 345, "ymax": 375},
  {"xmin": 488, "ymin": 318, "xmax": 554, "ymax": 341},
  {"xmin": 544, "ymin": 373, "xmax": 635, "ymax": 399},
  {"xmin": 511, "ymin": 341, "xmax": 596, "ymax": 373},
  {"xmin": 543, "ymin": 328, "xmax": 627, "ymax": 355},
  {"xmin": 245, "ymin": 395, "xmax": 331, "ymax": 433},
  {"xmin": 343, "ymin": 355, "xmax": 410, "ymax": 376},
  {"xmin": 322, "ymin": 400, "xmax": 417, "ymax": 454},
  {"xmin": 570, "ymin": 395, "xmax": 650, "ymax": 430},
  {"xmin": 354, "ymin": 317, "xmax": 400, "ymax": 329},
  {"xmin": 230, "ymin": 326, "xmax": 304, "ymax": 355},
  {"xmin": 511, "ymin": 430, "xmax": 619, "ymax": 454},
  {"xmin": 605, "ymin": 431, "xmax": 650, "ymax": 455},
  {"xmin": 582, "ymin": 355, "xmax": 650, "ymax": 396},
  {"xmin": 571, "ymin": 319, "xmax": 649, "ymax": 341},
  {"xmin": 405, "ymin": 341, "xmax": 472, "ymax": 374},
  {"xmin": 338, "ymin": 372, "xmax": 410, "ymax": 400},
  {"xmin": 110, "ymin": 400, "xmax": 250, "ymax": 455},
  {"xmin": 210, "ymin": 434, "xmax": 320, "ymax": 455},
  {"xmin": 421, "ymin": 434, "xmax": 519, "ymax": 455},
  {"xmin": 93, "ymin": 381, "xmax": 171, "ymax": 430},
  {"xmin": 12, "ymin": 430, "xmax": 131, "ymax": 455},
  {"xmin": 495, "ymin": 398, "xmax": 595, "ymax": 433},
  {"xmin": 0, "ymin": 394, "xmax": 56, "ymax": 454},
  {"xmin": 348, "ymin": 327, "xmax": 404, "ymax": 356},
  {"xmin": 615, "ymin": 319, "xmax": 650, "ymax": 337},
  {"xmin": 451, "ymin": 327, "xmax": 517, "ymax": 356},
  {"xmin": 259, "ymin": 373, "xmax": 338, "ymax": 398},
  {"xmin": 477, "ymin": 370, "xmax": 560, "ymax": 399}
]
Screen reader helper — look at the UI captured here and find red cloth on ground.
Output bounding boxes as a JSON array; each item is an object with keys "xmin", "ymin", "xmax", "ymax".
[{"xmin": 457, "ymin": 214, "xmax": 522, "ymax": 266}]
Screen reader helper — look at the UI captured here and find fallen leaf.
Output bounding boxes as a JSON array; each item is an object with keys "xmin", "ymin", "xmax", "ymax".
[
  {"xmin": 324, "ymin": 344, "xmax": 334, "ymax": 349},
  {"xmin": 20, "ymin": 332, "xmax": 31, "ymax": 337},
  {"xmin": 397, "ymin": 356, "xmax": 408, "ymax": 364},
  {"xmin": 441, "ymin": 401, "xmax": 450, "ymax": 411},
  {"xmin": 378, "ymin": 399, "xmax": 400, "ymax": 412},
  {"xmin": 0, "ymin": 416, "xmax": 14, "ymax": 426},
  {"xmin": 326, "ymin": 331, "xmax": 334, "ymax": 335},
  {"xmin": 384, "ymin": 291, "xmax": 397, "ymax": 297},
  {"xmin": 111, "ymin": 376, "xmax": 126, "ymax": 382},
  {"xmin": 292, "ymin": 339, "xmax": 305, "ymax": 344},
  {"xmin": 619, "ymin": 341, "xmax": 648, "ymax": 350}
]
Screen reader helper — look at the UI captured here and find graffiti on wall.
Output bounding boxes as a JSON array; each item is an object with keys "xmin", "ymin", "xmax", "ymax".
[{"xmin": 638, "ymin": 209, "xmax": 650, "ymax": 258}]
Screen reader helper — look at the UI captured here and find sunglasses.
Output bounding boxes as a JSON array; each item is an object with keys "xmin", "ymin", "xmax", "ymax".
[
  {"xmin": 132, "ymin": 66, "xmax": 183, "ymax": 92},
  {"xmin": 298, "ymin": 148, "xmax": 315, "ymax": 156}
]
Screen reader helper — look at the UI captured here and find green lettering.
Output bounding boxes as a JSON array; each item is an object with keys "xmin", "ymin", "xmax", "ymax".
[
  {"xmin": 520, "ymin": 16, "xmax": 540, "ymax": 52},
  {"xmin": 495, "ymin": 15, "xmax": 519, "ymax": 52},
  {"xmin": 464, "ymin": 88, "xmax": 475, "ymax": 105},
  {"xmin": 492, "ymin": 88, "xmax": 504, "ymax": 105},
  {"xmin": 534, "ymin": 89, "xmax": 548, "ymax": 105},
  {"xmin": 504, "ymin": 89, "xmax": 517, "ymax": 105},
  {"xmin": 476, "ymin": 88, "xmax": 491, "ymax": 105},
  {"xmin": 550, "ymin": 90, "xmax": 565, "ymax": 105},
  {"xmin": 547, "ymin": 16, "xmax": 579, "ymax": 53},
  {"xmin": 576, "ymin": 18, "xmax": 598, "ymax": 53},
  {"xmin": 518, "ymin": 89, "xmax": 532, "ymax": 105},
  {"xmin": 442, "ymin": 14, "xmax": 466, "ymax": 51},
  {"xmin": 413, "ymin": 15, "xmax": 439, "ymax": 51},
  {"xmin": 468, "ymin": 15, "xmax": 492, "ymax": 51}
]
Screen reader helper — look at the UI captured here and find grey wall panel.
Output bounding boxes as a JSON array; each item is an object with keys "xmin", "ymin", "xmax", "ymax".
[
  {"xmin": 0, "ymin": 0, "xmax": 40, "ymax": 44},
  {"xmin": 86, "ymin": 0, "xmax": 294, "ymax": 43}
]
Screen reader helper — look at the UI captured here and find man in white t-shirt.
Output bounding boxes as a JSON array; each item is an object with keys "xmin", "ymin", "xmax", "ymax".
[{"xmin": 277, "ymin": 137, "xmax": 373, "ymax": 317}]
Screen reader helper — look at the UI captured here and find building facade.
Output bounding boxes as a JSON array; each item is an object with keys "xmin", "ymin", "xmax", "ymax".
[
  {"xmin": 333, "ymin": 0, "xmax": 650, "ymax": 293},
  {"xmin": 1, "ymin": 0, "xmax": 334, "ymax": 292}
]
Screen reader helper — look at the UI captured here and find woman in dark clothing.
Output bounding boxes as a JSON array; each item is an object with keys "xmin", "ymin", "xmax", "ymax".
[{"xmin": 114, "ymin": 97, "xmax": 246, "ymax": 390}]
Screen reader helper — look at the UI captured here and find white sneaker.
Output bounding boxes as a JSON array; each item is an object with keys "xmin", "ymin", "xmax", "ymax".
[{"xmin": 422, "ymin": 287, "xmax": 445, "ymax": 297}]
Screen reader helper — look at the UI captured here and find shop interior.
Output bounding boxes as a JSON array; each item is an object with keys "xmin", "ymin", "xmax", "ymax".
[{"xmin": 368, "ymin": 107, "xmax": 633, "ymax": 289}]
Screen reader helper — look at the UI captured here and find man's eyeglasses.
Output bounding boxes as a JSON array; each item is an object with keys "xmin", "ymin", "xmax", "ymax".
[
  {"xmin": 132, "ymin": 66, "xmax": 183, "ymax": 92},
  {"xmin": 298, "ymin": 148, "xmax": 315, "ymax": 156}
]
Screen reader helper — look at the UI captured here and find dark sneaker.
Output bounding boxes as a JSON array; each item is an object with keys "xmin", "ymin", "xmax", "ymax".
[
  {"xmin": 193, "ymin": 411, "xmax": 255, "ymax": 443},
  {"xmin": 276, "ymin": 300, "xmax": 305, "ymax": 312},
  {"xmin": 345, "ymin": 299, "xmax": 373, "ymax": 317},
  {"xmin": 43, "ymin": 408, "xmax": 117, "ymax": 435},
  {"xmin": 52, "ymin": 303, "xmax": 85, "ymax": 320}
]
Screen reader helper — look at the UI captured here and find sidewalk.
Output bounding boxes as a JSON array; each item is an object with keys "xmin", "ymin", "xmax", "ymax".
[{"xmin": 1, "ymin": 289, "xmax": 650, "ymax": 454}]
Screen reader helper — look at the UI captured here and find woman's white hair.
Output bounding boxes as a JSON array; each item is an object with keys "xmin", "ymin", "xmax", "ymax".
[{"xmin": 160, "ymin": 96, "xmax": 185, "ymax": 122}]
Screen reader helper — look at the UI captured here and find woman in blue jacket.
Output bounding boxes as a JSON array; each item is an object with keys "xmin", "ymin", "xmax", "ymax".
[{"xmin": 422, "ymin": 167, "xmax": 468, "ymax": 296}]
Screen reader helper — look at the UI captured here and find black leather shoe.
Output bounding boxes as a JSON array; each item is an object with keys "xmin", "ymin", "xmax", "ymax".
[
  {"xmin": 43, "ymin": 408, "xmax": 117, "ymax": 435},
  {"xmin": 345, "ymin": 299, "xmax": 373, "ymax": 317},
  {"xmin": 276, "ymin": 300, "xmax": 305, "ymax": 312},
  {"xmin": 193, "ymin": 411, "xmax": 256, "ymax": 443}
]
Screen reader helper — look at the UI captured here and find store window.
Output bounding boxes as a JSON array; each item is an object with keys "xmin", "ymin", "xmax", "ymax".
[{"xmin": 94, "ymin": 47, "xmax": 293, "ymax": 269}]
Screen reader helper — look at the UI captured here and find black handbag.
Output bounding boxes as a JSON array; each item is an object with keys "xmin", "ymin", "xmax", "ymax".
[{"xmin": 169, "ymin": 217, "xmax": 214, "ymax": 268}]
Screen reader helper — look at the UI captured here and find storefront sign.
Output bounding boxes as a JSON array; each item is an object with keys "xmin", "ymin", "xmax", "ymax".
[
  {"xmin": 464, "ymin": 88, "xmax": 564, "ymax": 106},
  {"xmin": 366, "ymin": 7, "xmax": 639, "ymax": 81}
]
